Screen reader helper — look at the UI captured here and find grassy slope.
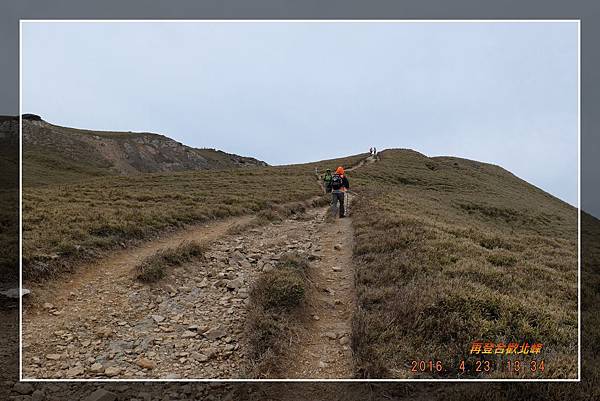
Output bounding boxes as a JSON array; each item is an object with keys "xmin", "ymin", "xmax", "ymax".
[
  {"xmin": 22, "ymin": 121, "xmax": 266, "ymax": 186},
  {"xmin": 23, "ymin": 145, "xmax": 114, "ymax": 186},
  {"xmin": 391, "ymin": 212, "xmax": 598, "ymax": 400},
  {"xmin": 0, "ymin": 121, "xmax": 18, "ymax": 284},
  {"xmin": 22, "ymin": 153, "xmax": 366, "ymax": 280},
  {"xmin": 349, "ymin": 149, "xmax": 578, "ymax": 379}
]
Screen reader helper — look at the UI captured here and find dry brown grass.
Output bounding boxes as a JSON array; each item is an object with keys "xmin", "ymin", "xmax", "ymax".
[
  {"xmin": 22, "ymin": 154, "xmax": 364, "ymax": 281},
  {"xmin": 244, "ymin": 252, "xmax": 310, "ymax": 378},
  {"xmin": 349, "ymin": 149, "xmax": 578, "ymax": 379},
  {"xmin": 135, "ymin": 241, "xmax": 206, "ymax": 282}
]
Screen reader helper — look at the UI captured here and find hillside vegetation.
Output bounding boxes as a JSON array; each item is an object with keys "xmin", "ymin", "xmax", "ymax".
[
  {"xmin": 22, "ymin": 116, "xmax": 267, "ymax": 186},
  {"xmin": 0, "ymin": 117, "xmax": 18, "ymax": 284},
  {"xmin": 348, "ymin": 149, "xmax": 577, "ymax": 378},
  {"xmin": 20, "ymin": 120, "xmax": 582, "ymax": 382},
  {"xmin": 22, "ymin": 152, "xmax": 365, "ymax": 280}
]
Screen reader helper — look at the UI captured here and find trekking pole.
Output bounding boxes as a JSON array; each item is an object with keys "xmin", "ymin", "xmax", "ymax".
[{"xmin": 345, "ymin": 191, "xmax": 349, "ymax": 216}]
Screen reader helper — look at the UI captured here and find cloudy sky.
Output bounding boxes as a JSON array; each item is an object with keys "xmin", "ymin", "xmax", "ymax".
[{"xmin": 22, "ymin": 21, "xmax": 578, "ymax": 206}]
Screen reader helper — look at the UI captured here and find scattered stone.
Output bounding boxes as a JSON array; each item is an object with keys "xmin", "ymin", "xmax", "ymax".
[
  {"xmin": 205, "ymin": 326, "xmax": 226, "ymax": 340},
  {"xmin": 339, "ymin": 336, "xmax": 350, "ymax": 346},
  {"xmin": 204, "ymin": 347, "xmax": 218, "ymax": 358},
  {"xmin": 13, "ymin": 382, "xmax": 34, "ymax": 395},
  {"xmin": 151, "ymin": 314, "xmax": 165, "ymax": 323},
  {"xmin": 66, "ymin": 366, "xmax": 85, "ymax": 376},
  {"xmin": 136, "ymin": 358, "xmax": 156, "ymax": 370},
  {"xmin": 138, "ymin": 392, "xmax": 152, "ymax": 401},
  {"xmin": 96, "ymin": 327, "xmax": 113, "ymax": 338},
  {"xmin": 181, "ymin": 330, "xmax": 197, "ymax": 338},
  {"xmin": 83, "ymin": 389, "xmax": 117, "ymax": 401},
  {"xmin": 31, "ymin": 389, "xmax": 45, "ymax": 401},
  {"xmin": 318, "ymin": 361, "xmax": 328, "ymax": 368},
  {"xmin": 226, "ymin": 278, "xmax": 243, "ymax": 290},
  {"xmin": 89, "ymin": 362, "xmax": 104, "ymax": 373},
  {"xmin": 313, "ymin": 315, "xmax": 320, "ymax": 321},
  {"xmin": 332, "ymin": 266, "xmax": 342, "ymax": 272},
  {"xmin": 45, "ymin": 353, "xmax": 61, "ymax": 361},
  {"xmin": 103, "ymin": 366, "xmax": 121, "ymax": 377},
  {"xmin": 324, "ymin": 332, "xmax": 338, "ymax": 340},
  {"xmin": 334, "ymin": 244, "xmax": 342, "ymax": 251},
  {"xmin": 42, "ymin": 302, "xmax": 54, "ymax": 310}
]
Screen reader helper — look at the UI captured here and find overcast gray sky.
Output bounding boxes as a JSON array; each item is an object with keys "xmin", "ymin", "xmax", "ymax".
[{"xmin": 22, "ymin": 21, "xmax": 578, "ymax": 206}]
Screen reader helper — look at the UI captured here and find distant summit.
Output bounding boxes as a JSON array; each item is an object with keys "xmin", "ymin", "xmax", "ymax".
[{"xmin": 22, "ymin": 116, "xmax": 268, "ymax": 186}]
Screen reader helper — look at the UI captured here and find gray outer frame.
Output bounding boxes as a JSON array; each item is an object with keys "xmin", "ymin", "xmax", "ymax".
[{"xmin": 0, "ymin": 0, "xmax": 596, "ymax": 389}]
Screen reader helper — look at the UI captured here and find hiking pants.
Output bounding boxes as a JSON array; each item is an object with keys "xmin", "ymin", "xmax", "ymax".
[{"xmin": 332, "ymin": 191, "xmax": 345, "ymax": 217}]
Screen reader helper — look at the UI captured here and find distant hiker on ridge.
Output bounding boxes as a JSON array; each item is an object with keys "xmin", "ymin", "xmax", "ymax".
[
  {"xmin": 331, "ymin": 166, "xmax": 350, "ymax": 218},
  {"xmin": 323, "ymin": 168, "xmax": 333, "ymax": 194}
]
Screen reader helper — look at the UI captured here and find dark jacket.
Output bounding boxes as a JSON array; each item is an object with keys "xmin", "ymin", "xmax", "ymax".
[
  {"xmin": 341, "ymin": 175, "xmax": 350, "ymax": 190},
  {"xmin": 332, "ymin": 174, "xmax": 350, "ymax": 191}
]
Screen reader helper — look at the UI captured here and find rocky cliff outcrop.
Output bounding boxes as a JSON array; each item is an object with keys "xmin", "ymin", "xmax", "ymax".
[{"xmin": 22, "ymin": 116, "xmax": 267, "ymax": 183}]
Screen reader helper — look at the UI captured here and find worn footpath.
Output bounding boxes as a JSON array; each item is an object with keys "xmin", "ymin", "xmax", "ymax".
[
  {"xmin": 23, "ymin": 208, "xmax": 344, "ymax": 379},
  {"xmin": 22, "ymin": 156, "xmax": 375, "ymax": 380}
]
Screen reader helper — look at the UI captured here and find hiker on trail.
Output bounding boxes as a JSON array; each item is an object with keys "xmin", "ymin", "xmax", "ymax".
[
  {"xmin": 369, "ymin": 147, "xmax": 373, "ymax": 155},
  {"xmin": 331, "ymin": 166, "xmax": 350, "ymax": 218},
  {"xmin": 373, "ymin": 147, "xmax": 377, "ymax": 156},
  {"xmin": 323, "ymin": 168, "xmax": 333, "ymax": 193}
]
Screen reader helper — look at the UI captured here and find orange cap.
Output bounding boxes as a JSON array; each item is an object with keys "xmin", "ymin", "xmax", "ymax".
[{"xmin": 336, "ymin": 166, "xmax": 344, "ymax": 175}]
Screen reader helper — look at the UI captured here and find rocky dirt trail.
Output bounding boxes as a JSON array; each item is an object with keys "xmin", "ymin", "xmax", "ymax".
[
  {"xmin": 22, "ymin": 155, "xmax": 373, "ymax": 380},
  {"xmin": 274, "ymin": 155, "xmax": 377, "ymax": 378},
  {"xmin": 22, "ymin": 209, "xmax": 325, "ymax": 379},
  {"xmin": 280, "ymin": 207, "xmax": 355, "ymax": 378},
  {"xmin": 347, "ymin": 153, "xmax": 377, "ymax": 171}
]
